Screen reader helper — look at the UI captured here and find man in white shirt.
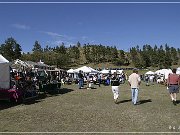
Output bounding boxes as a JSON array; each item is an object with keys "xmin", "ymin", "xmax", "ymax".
[
  {"xmin": 128, "ymin": 68, "xmax": 141, "ymax": 105},
  {"xmin": 149, "ymin": 75, "xmax": 154, "ymax": 85}
]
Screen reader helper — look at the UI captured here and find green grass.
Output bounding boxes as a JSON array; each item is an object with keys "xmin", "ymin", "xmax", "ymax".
[{"xmin": 0, "ymin": 82, "xmax": 179, "ymax": 133}]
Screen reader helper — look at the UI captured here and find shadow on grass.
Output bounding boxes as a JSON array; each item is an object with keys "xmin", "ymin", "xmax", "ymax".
[
  {"xmin": 0, "ymin": 88, "xmax": 74, "ymax": 109},
  {"xmin": 0, "ymin": 94, "xmax": 46, "ymax": 110},
  {"xmin": 139, "ymin": 99, "xmax": 152, "ymax": 104},
  {"xmin": 117, "ymin": 99, "xmax": 152, "ymax": 105},
  {"xmin": 77, "ymin": 87, "xmax": 97, "ymax": 90},
  {"xmin": 0, "ymin": 101, "xmax": 17, "ymax": 111},
  {"xmin": 176, "ymin": 100, "xmax": 180, "ymax": 104},
  {"xmin": 23, "ymin": 93, "xmax": 47, "ymax": 105},
  {"xmin": 23, "ymin": 88, "xmax": 74, "ymax": 105},
  {"xmin": 58, "ymin": 88, "xmax": 74, "ymax": 94},
  {"xmin": 86, "ymin": 87, "xmax": 97, "ymax": 90},
  {"xmin": 42, "ymin": 87, "xmax": 74, "ymax": 95},
  {"xmin": 118, "ymin": 99, "xmax": 132, "ymax": 104}
]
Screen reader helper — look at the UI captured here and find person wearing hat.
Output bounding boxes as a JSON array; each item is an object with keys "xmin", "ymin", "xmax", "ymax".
[
  {"xmin": 128, "ymin": 68, "xmax": 141, "ymax": 105},
  {"xmin": 111, "ymin": 72, "xmax": 120, "ymax": 104}
]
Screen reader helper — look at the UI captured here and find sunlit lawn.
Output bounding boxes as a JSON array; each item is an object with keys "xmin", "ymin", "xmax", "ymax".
[{"xmin": 0, "ymin": 81, "xmax": 179, "ymax": 133}]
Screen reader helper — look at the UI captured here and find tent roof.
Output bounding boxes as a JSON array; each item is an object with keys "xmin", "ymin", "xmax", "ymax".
[
  {"xmin": 74, "ymin": 66, "xmax": 98, "ymax": 73},
  {"xmin": 155, "ymin": 69, "xmax": 172, "ymax": 75},
  {"xmin": 100, "ymin": 69, "xmax": 110, "ymax": 74},
  {"xmin": 0, "ymin": 54, "xmax": 9, "ymax": 63},
  {"xmin": 111, "ymin": 70, "xmax": 123, "ymax": 74},
  {"xmin": 145, "ymin": 71, "xmax": 155, "ymax": 75},
  {"xmin": 88, "ymin": 67, "xmax": 99, "ymax": 73},
  {"xmin": 67, "ymin": 68, "xmax": 74, "ymax": 73}
]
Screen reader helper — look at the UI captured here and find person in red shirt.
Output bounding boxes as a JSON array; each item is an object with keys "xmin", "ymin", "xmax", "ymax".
[{"xmin": 167, "ymin": 68, "xmax": 180, "ymax": 105}]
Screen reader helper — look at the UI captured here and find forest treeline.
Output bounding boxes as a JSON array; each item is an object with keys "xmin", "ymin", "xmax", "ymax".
[{"xmin": 0, "ymin": 37, "xmax": 180, "ymax": 69}]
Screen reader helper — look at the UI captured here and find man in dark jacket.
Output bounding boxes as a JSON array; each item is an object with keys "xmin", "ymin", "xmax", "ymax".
[
  {"xmin": 78, "ymin": 70, "xmax": 84, "ymax": 89},
  {"xmin": 111, "ymin": 72, "xmax": 120, "ymax": 104}
]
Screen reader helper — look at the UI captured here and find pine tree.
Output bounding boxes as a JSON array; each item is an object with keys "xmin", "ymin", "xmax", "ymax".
[
  {"xmin": 77, "ymin": 41, "xmax": 81, "ymax": 48},
  {"xmin": 170, "ymin": 47, "xmax": 178, "ymax": 65},
  {"xmin": 0, "ymin": 37, "xmax": 22, "ymax": 61},
  {"xmin": 32, "ymin": 41, "xmax": 43, "ymax": 52},
  {"xmin": 14, "ymin": 43, "xmax": 22, "ymax": 59},
  {"xmin": 31, "ymin": 41, "xmax": 43, "ymax": 62}
]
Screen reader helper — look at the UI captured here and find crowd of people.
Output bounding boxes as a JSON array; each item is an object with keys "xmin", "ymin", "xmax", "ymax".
[
  {"xmin": 75, "ymin": 68, "xmax": 180, "ymax": 106},
  {"xmin": 111, "ymin": 68, "xmax": 180, "ymax": 106},
  {"xmin": 77, "ymin": 70, "xmax": 127, "ymax": 89},
  {"xmin": 74, "ymin": 69, "xmax": 141, "ymax": 105},
  {"xmin": 9, "ymin": 66, "xmax": 180, "ymax": 105},
  {"xmin": 10, "ymin": 68, "xmax": 66, "ymax": 99}
]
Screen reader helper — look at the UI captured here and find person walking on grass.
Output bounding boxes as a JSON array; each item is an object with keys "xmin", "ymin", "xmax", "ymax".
[
  {"xmin": 167, "ymin": 68, "xmax": 180, "ymax": 105},
  {"xmin": 78, "ymin": 70, "xmax": 84, "ymax": 89},
  {"xmin": 128, "ymin": 68, "xmax": 141, "ymax": 105},
  {"xmin": 86, "ymin": 73, "xmax": 90, "ymax": 89},
  {"xmin": 97, "ymin": 73, "xmax": 101, "ymax": 87},
  {"xmin": 111, "ymin": 72, "xmax": 120, "ymax": 104}
]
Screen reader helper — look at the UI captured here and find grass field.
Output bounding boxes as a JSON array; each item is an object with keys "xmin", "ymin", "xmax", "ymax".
[{"xmin": 0, "ymin": 81, "xmax": 180, "ymax": 134}]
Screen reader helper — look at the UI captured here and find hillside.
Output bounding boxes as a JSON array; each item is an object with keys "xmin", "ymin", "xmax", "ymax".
[{"xmin": 1, "ymin": 37, "xmax": 179, "ymax": 70}]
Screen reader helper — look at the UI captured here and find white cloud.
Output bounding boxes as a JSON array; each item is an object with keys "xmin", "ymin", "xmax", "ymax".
[
  {"xmin": 91, "ymin": 40, "xmax": 96, "ymax": 43},
  {"xmin": 47, "ymin": 40, "xmax": 75, "ymax": 47},
  {"xmin": 81, "ymin": 36, "xmax": 96, "ymax": 44},
  {"xmin": 82, "ymin": 36, "xmax": 88, "ymax": 41},
  {"xmin": 42, "ymin": 31, "xmax": 77, "ymax": 46},
  {"xmin": 43, "ymin": 31, "xmax": 64, "ymax": 38},
  {"xmin": 43, "ymin": 31, "xmax": 77, "ymax": 41},
  {"xmin": 42, "ymin": 31, "xmax": 96, "ymax": 47},
  {"xmin": 12, "ymin": 24, "xmax": 30, "ymax": 30}
]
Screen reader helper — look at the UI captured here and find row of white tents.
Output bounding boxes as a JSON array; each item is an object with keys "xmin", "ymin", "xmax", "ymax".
[
  {"xmin": 145, "ymin": 68, "xmax": 180, "ymax": 80},
  {"xmin": 67, "ymin": 66, "xmax": 123, "ymax": 74},
  {"xmin": 145, "ymin": 69, "xmax": 173, "ymax": 75},
  {"xmin": 1, "ymin": 53, "xmax": 180, "ymax": 87},
  {"xmin": 145, "ymin": 68, "xmax": 180, "ymax": 75},
  {"xmin": 69, "ymin": 66, "xmax": 180, "ymax": 76},
  {"xmin": 67, "ymin": 66, "xmax": 99, "ymax": 74}
]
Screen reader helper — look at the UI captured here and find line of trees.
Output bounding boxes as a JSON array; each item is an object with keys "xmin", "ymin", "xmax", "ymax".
[
  {"xmin": 130, "ymin": 44, "xmax": 180, "ymax": 68},
  {"xmin": 0, "ymin": 37, "xmax": 180, "ymax": 68}
]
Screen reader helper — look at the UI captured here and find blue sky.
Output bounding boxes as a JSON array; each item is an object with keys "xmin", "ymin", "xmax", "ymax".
[{"xmin": 0, "ymin": 1, "xmax": 180, "ymax": 52}]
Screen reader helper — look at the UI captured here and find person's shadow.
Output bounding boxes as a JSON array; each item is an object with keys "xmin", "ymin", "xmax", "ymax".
[
  {"xmin": 118, "ymin": 99, "xmax": 132, "ymax": 104},
  {"xmin": 138, "ymin": 99, "xmax": 152, "ymax": 104},
  {"xmin": 117, "ymin": 99, "xmax": 152, "ymax": 105},
  {"xmin": 176, "ymin": 100, "xmax": 180, "ymax": 104}
]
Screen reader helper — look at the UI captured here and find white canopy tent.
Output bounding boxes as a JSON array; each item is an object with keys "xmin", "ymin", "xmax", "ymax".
[
  {"xmin": 145, "ymin": 71, "xmax": 155, "ymax": 75},
  {"xmin": 0, "ymin": 54, "xmax": 9, "ymax": 63},
  {"xmin": 155, "ymin": 69, "xmax": 172, "ymax": 79},
  {"xmin": 155, "ymin": 70, "xmax": 162, "ymax": 75},
  {"xmin": 0, "ymin": 55, "xmax": 10, "ymax": 89},
  {"xmin": 74, "ymin": 66, "xmax": 98, "ymax": 73},
  {"xmin": 67, "ymin": 68, "xmax": 75, "ymax": 74},
  {"xmin": 88, "ymin": 67, "xmax": 99, "ymax": 73},
  {"xmin": 111, "ymin": 70, "xmax": 117, "ymax": 74},
  {"xmin": 176, "ymin": 67, "xmax": 180, "ymax": 75},
  {"xmin": 164, "ymin": 69, "xmax": 173, "ymax": 79},
  {"xmin": 110, "ymin": 70, "xmax": 124, "ymax": 74},
  {"xmin": 155, "ymin": 69, "xmax": 166, "ymax": 75},
  {"xmin": 100, "ymin": 69, "xmax": 110, "ymax": 74},
  {"xmin": 117, "ymin": 70, "xmax": 123, "ymax": 74}
]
